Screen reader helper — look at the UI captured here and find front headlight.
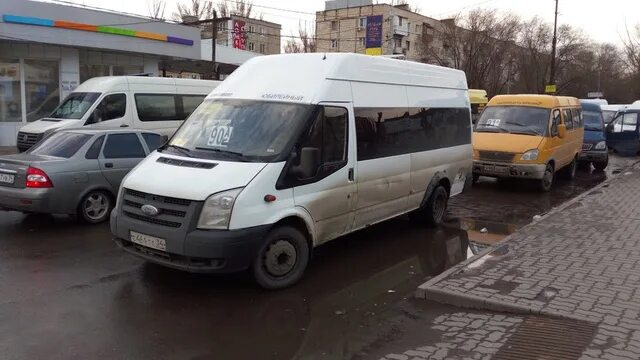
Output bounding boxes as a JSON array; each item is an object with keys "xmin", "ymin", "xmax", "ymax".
[
  {"xmin": 197, "ymin": 188, "xmax": 243, "ymax": 230},
  {"xmin": 114, "ymin": 186, "xmax": 124, "ymax": 210},
  {"xmin": 595, "ymin": 141, "xmax": 607, "ymax": 150},
  {"xmin": 520, "ymin": 149, "xmax": 539, "ymax": 161}
]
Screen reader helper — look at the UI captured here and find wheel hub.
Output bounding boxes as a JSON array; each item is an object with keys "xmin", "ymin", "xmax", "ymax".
[{"xmin": 264, "ymin": 240, "xmax": 297, "ymax": 277}]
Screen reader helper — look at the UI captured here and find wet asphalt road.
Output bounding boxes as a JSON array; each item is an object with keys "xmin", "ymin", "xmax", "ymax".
[{"xmin": 0, "ymin": 155, "xmax": 637, "ymax": 360}]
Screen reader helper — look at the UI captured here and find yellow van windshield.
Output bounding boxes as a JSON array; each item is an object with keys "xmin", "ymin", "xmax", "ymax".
[{"xmin": 475, "ymin": 106, "xmax": 549, "ymax": 136}]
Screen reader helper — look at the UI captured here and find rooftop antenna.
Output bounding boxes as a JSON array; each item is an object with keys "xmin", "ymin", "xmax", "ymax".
[{"xmin": 323, "ymin": 53, "xmax": 327, "ymax": 60}]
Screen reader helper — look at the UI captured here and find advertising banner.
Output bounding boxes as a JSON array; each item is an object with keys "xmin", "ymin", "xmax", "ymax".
[
  {"xmin": 233, "ymin": 20, "xmax": 246, "ymax": 50},
  {"xmin": 365, "ymin": 15, "xmax": 383, "ymax": 50}
]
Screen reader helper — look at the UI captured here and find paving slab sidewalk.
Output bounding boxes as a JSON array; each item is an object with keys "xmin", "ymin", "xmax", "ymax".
[{"xmin": 414, "ymin": 163, "xmax": 640, "ymax": 359}]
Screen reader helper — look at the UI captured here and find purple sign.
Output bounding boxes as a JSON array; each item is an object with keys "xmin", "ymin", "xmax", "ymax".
[{"xmin": 365, "ymin": 15, "xmax": 383, "ymax": 48}]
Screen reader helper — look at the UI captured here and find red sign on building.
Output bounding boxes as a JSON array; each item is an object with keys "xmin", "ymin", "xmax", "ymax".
[{"xmin": 233, "ymin": 20, "xmax": 246, "ymax": 50}]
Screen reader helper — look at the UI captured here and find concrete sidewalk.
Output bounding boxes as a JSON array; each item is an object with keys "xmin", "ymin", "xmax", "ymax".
[
  {"xmin": 410, "ymin": 163, "xmax": 640, "ymax": 359},
  {"xmin": 0, "ymin": 147, "xmax": 17, "ymax": 155}
]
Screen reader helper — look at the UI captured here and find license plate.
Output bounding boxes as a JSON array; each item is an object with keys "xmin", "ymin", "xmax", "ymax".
[
  {"xmin": 130, "ymin": 231, "xmax": 166, "ymax": 251},
  {"xmin": 483, "ymin": 165, "xmax": 495, "ymax": 172},
  {"xmin": 0, "ymin": 173, "xmax": 15, "ymax": 184}
]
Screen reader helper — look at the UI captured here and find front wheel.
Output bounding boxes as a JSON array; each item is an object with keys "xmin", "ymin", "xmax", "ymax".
[
  {"xmin": 593, "ymin": 155, "xmax": 609, "ymax": 172},
  {"xmin": 253, "ymin": 226, "xmax": 310, "ymax": 290},
  {"xmin": 539, "ymin": 164, "xmax": 555, "ymax": 192},
  {"xmin": 78, "ymin": 190, "xmax": 112, "ymax": 224},
  {"xmin": 559, "ymin": 157, "xmax": 577, "ymax": 180}
]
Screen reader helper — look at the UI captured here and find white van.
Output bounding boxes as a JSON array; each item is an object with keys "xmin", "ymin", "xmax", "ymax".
[
  {"xmin": 110, "ymin": 53, "xmax": 472, "ymax": 289},
  {"xmin": 16, "ymin": 76, "xmax": 220, "ymax": 151}
]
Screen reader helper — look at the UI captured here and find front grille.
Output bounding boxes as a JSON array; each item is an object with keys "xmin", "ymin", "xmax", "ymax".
[
  {"xmin": 478, "ymin": 151, "xmax": 516, "ymax": 162},
  {"xmin": 123, "ymin": 211, "xmax": 182, "ymax": 228},
  {"xmin": 16, "ymin": 132, "xmax": 43, "ymax": 150},
  {"xmin": 122, "ymin": 189, "xmax": 192, "ymax": 228},
  {"xmin": 582, "ymin": 143, "xmax": 593, "ymax": 151}
]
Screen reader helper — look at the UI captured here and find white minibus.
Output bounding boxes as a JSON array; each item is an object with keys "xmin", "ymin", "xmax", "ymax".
[
  {"xmin": 17, "ymin": 76, "xmax": 220, "ymax": 151},
  {"xmin": 111, "ymin": 53, "xmax": 473, "ymax": 289}
]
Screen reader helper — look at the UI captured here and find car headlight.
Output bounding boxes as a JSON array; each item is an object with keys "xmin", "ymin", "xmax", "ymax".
[
  {"xmin": 197, "ymin": 188, "xmax": 243, "ymax": 230},
  {"xmin": 114, "ymin": 186, "xmax": 124, "ymax": 210},
  {"xmin": 595, "ymin": 141, "xmax": 606, "ymax": 150},
  {"xmin": 520, "ymin": 149, "xmax": 539, "ymax": 161}
]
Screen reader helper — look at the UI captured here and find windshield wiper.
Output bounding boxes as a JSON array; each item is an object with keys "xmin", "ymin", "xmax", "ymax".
[
  {"xmin": 475, "ymin": 127, "xmax": 508, "ymax": 133},
  {"xmin": 504, "ymin": 121, "xmax": 542, "ymax": 136},
  {"xmin": 195, "ymin": 147, "xmax": 249, "ymax": 161},
  {"xmin": 163, "ymin": 144, "xmax": 193, "ymax": 158}
]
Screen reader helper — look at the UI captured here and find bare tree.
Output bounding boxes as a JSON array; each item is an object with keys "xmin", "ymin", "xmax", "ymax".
[
  {"xmin": 216, "ymin": 0, "xmax": 258, "ymax": 18},
  {"xmin": 147, "ymin": 0, "xmax": 166, "ymax": 20},
  {"xmin": 284, "ymin": 22, "xmax": 317, "ymax": 53},
  {"xmin": 172, "ymin": 0, "xmax": 214, "ymax": 21},
  {"xmin": 622, "ymin": 24, "xmax": 640, "ymax": 99}
]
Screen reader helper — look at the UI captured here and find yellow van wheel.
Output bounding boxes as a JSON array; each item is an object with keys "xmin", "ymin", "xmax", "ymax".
[{"xmin": 539, "ymin": 164, "xmax": 554, "ymax": 192}]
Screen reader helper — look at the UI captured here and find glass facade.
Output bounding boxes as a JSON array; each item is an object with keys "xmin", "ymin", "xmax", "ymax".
[
  {"xmin": 24, "ymin": 60, "xmax": 60, "ymax": 122},
  {"xmin": 80, "ymin": 64, "xmax": 110, "ymax": 83},
  {"xmin": 0, "ymin": 59, "xmax": 22, "ymax": 123}
]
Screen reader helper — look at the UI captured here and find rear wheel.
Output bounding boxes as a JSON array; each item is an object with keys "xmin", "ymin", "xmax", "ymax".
[
  {"xmin": 253, "ymin": 226, "xmax": 309, "ymax": 290},
  {"xmin": 594, "ymin": 154, "xmax": 609, "ymax": 172},
  {"xmin": 424, "ymin": 185, "xmax": 449, "ymax": 227},
  {"xmin": 560, "ymin": 157, "xmax": 577, "ymax": 180},
  {"xmin": 539, "ymin": 163, "xmax": 554, "ymax": 192},
  {"xmin": 472, "ymin": 173, "xmax": 480, "ymax": 184},
  {"xmin": 78, "ymin": 190, "xmax": 112, "ymax": 224}
]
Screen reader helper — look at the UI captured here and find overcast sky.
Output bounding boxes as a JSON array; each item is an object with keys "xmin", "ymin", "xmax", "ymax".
[{"xmin": 61, "ymin": 0, "xmax": 640, "ymax": 45}]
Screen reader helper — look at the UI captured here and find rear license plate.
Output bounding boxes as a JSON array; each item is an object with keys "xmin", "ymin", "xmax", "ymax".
[
  {"xmin": 130, "ymin": 231, "xmax": 166, "ymax": 251},
  {"xmin": 0, "ymin": 174, "xmax": 15, "ymax": 184}
]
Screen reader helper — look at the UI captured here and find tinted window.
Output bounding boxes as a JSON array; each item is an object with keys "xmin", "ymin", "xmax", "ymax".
[
  {"xmin": 583, "ymin": 111, "xmax": 603, "ymax": 131},
  {"xmin": 573, "ymin": 109, "xmax": 583, "ymax": 128},
  {"xmin": 562, "ymin": 109, "xmax": 574, "ymax": 130},
  {"xmin": 89, "ymin": 93, "xmax": 126, "ymax": 123},
  {"xmin": 103, "ymin": 133, "xmax": 146, "ymax": 159},
  {"xmin": 303, "ymin": 107, "xmax": 348, "ymax": 164},
  {"xmin": 142, "ymin": 133, "xmax": 162, "ymax": 152},
  {"xmin": 135, "ymin": 94, "xmax": 178, "ymax": 121},
  {"xmin": 29, "ymin": 132, "xmax": 92, "ymax": 158},
  {"xmin": 182, "ymin": 95, "xmax": 206, "ymax": 118},
  {"xmin": 85, "ymin": 135, "xmax": 105, "ymax": 159},
  {"xmin": 356, "ymin": 107, "xmax": 471, "ymax": 161},
  {"xmin": 50, "ymin": 92, "xmax": 100, "ymax": 119}
]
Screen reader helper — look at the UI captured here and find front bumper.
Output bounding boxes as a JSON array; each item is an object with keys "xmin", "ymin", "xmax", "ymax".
[
  {"xmin": 111, "ymin": 210, "xmax": 271, "ymax": 273},
  {"xmin": 579, "ymin": 150, "xmax": 607, "ymax": 162},
  {"xmin": 473, "ymin": 160, "xmax": 546, "ymax": 180},
  {"xmin": 0, "ymin": 186, "xmax": 54, "ymax": 213}
]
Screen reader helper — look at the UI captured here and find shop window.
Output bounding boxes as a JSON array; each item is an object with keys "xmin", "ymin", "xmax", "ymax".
[
  {"xmin": 80, "ymin": 64, "xmax": 110, "ymax": 82},
  {"xmin": 331, "ymin": 39, "xmax": 338, "ymax": 49},
  {"xmin": 0, "ymin": 59, "xmax": 22, "ymax": 122},
  {"xmin": 25, "ymin": 59, "xmax": 60, "ymax": 122},
  {"xmin": 331, "ymin": 21, "xmax": 338, "ymax": 31}
]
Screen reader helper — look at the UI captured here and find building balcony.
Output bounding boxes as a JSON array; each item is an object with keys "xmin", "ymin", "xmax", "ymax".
[{"xmin": 393, "ymin": 23, "xmax": 409, "ymax": 36}]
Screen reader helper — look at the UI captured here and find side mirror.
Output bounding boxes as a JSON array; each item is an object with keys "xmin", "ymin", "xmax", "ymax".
[
  {"xmin": 292, "ymin": 147, "xmax": 320, "ymax": 179},
  {"xmin": 558, "ymin": 123, "xmax": 567, "ymax": 138}
]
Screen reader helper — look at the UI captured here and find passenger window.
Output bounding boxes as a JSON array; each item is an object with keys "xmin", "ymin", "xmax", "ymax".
[
  {"xmin": 103, "ymin": 133, "xmax": 146, "ymax": 159},
  {"xmin": 303, "ymin": 106, "xmax": 348, "ymax": 164},
  {"xmin": 181, "ymin": 95, "xmax": 206, "ymax": 119},
  {"xmin": 135, "ymin": 94, "xmax": 178, "ymax": 121},
  {"xmin": 562, "ymin": 109, "xmax": 574, "ymax": 130},
  {"xmin": 573, "ymin": 109, "xmax": 583, "ymax": 128},
  {"xmin": 85, "ymin": 135, "xmax": 105, "ymax": 159},
  {"xmin": 142, "ymin": 133, "xmax": 163, "ymax": 152},
  {"xmin": 88, "ymin": 93, "xmax": 126, "ymax": 124},
  {"xmin": 610, "ymin": 115, "xmax": 623, "ymax": 133},
  {"xmin": 551, "ymin": 109, "xmax": 561, "ymax": 136},
  {"xmin": 622, "ymin": 113, "xmax": 638, "ymax": 132}
]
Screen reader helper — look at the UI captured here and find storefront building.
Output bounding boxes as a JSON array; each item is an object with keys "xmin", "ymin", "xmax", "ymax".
[{"xmin": 0, "ymin": 0, "xmax": 201, "ymax": 146}]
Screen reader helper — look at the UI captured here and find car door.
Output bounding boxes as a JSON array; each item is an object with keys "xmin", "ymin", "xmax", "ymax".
[
  {"xmin": 606, "ymin": 112, "xmax": 639, "ymax": 155},
  {"xmin": 86, "ymin": 93, "xmax": 129, "ymax": 129},
  {"xmin": 561, "ymin": 108, "xmax": 575, "ymax": 165},
  {"xmin": 290, "ymin": 104, "xmax": 356, "ymax": 245},
  {"xmin": 99, "ymin": 132, "xmax": 147, "ymax": 188}
]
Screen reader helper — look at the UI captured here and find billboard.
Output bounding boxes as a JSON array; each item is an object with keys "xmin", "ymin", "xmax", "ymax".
[
  {"xmin": 365, "ymin": 14, "xmax": 383, "ymax": 54},
  {"xmin": 233, "ymin": 20, "xmax": 246, "ymax": 50}
]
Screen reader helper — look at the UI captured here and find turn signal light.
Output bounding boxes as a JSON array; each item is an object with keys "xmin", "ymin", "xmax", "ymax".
[{"xmin": 26, "ymin": 167, "xmax": 53, "ymax": 188}]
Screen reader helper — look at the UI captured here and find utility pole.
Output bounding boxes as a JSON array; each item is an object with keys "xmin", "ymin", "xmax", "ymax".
[
  {"xmin": 211, "ymin": 10, "xmax": 218, "ymax": 80},
  {"xmin": 549, "ymin": 0, "xmax": 559, "ymax": 89}
]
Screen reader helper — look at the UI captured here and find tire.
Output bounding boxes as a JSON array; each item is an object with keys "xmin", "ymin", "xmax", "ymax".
[
  {"xmin": 253, "ymin": 226, "xmax": 310, "ymax": 290},
  {"xmin": 78, "ymin": 190, "xmax": 113, "ymax": 224},
  {"xmin": 539, "ymin": 163, "xmax": 555, "ymax": 192},
  {"xmin": 472, "ymin": 173, "xmax": 480, "ymax": 184},
  {"xmin": 559, "ymin": 157, "xmax": 577, "ymax": 180},
  {"xmin": 593, "ymin": 155, "xmax": 608, "ymax": 172},
  {"xmin": 424, "ymin": 185, "xmax": 449, "ymax": 227}
]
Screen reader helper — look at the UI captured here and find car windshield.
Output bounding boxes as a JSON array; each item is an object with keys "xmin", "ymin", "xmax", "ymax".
[
  {"xmin": 475, "ymin": 106, "xmax": 549, "ymax": 136},
  {"xmin": 583, "ymin": 111, "xmax": 604, "ymax": 131},
  {"xmin": 164, "ymin": 99, "xmax": 315, "ymax": 162},
  {"xmin": 28, "ymin": 132, "xmax": 93, "ymax": 158},
  {"xmin": 602, "ymin": 110, "xmax": 617, "ymax": 125},
  {"xmin": 49, "ymin": 92, "xmax": 101, "ymax": 120}
]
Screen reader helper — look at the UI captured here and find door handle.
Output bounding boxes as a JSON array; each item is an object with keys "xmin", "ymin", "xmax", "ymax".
[
  {"xmin": 348, "ymin": 167, "xmax": 354, "ymax": 182},
  {"xmin": 119, "ymin": 124, "xmax": 129, "ymax": 128},
  {"xmin": 105, "ymin": 162, "xmax": 114, "ymax": 168}
]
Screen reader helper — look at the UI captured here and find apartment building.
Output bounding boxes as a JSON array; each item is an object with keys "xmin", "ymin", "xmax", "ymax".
[
  {"xmin": 315, "ymin": 0, "xmax": 444, "ymax": 62},
  {"xmin": 215, "ymin": 15, "xmax": 281, "ymax": 55}
]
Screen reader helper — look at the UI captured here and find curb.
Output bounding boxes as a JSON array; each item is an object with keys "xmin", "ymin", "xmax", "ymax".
[{"xmin": 416, "ymin": 160, "xmax": 640, "ymax": 319}]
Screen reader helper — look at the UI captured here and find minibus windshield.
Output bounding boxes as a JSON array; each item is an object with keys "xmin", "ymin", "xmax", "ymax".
[
  {"xmin": 165, "ymin": 99, "xmax": 314, "ymax": 162},
  {"xmin": 583, "ymin": 111, "xmax": 604, "ymax": 131},
  {"xmin": 475, "ymin": 106, "xmax": 549, "ymax": 136},
  {"xmin": 602, "ymin": 110, "xmax": 617, "ymax": 125},
  {"xmin": 49, "ymin": 92, "xmax": 101, "ymax": 120}
]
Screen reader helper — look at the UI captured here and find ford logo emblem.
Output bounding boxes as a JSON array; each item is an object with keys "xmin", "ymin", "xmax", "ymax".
[{"xmin": 141, "ymin": 204, "xmax": 160, "ymax": 217}]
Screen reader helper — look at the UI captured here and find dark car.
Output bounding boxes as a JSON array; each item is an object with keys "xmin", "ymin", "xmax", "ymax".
[
  {"xmin": 606, "ymin": 103, "xmax": 640, "ymax": 156},
  {"xmin": 0, "ymin": 129, "xmax": 163, "ymax": 223},
  {"xmin": 579, "ymin": 101, "xmax": 608, "ymax": 170}
]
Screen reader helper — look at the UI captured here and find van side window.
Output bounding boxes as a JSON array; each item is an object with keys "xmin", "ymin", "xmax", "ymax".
[
  {"xmin": 573, "ymin": 109, "xmax": 583, "ymax": 128},
  {"xmin": 303, "ymin": 106, "xmax": 348, "ymax": 164},
  {"xmin": 103, "ymin": 133, "xmax": 146, "ymax": 159},
  {"xmin": 135, "ymin": 94, "xmax": 178, "ymax": 121},
  {"xmin": 562, "ymin": 109, "xmax": 574, "ymax": 130},
  {"xmin": 88, "ymin": 93, "xmax": 126, "ymax": 124},
  {"xmin": 85, "ymin": 135, "xmax": 105, "ymax": 159},
  {"xmin": 181, "ymin": 95, "xmax": 206, "ymax": 118}
]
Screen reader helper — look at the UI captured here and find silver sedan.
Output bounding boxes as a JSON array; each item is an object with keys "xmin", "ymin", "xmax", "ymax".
[{"xmin": 0, "ymin": 129, "xmax": 163, "ymax": 223}]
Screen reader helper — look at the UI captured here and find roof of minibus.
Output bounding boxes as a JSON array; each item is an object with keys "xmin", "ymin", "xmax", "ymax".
[
  {"xmin": 73, "ymin": 76, "xmax": 220, "ymax": 93},
  {"xmin": 468, "ymin": 89, "xmax": 488, "ymax": 104},
  {"xmin": 208, "ymin": 53, "xmax": 468, "ymax": 104},
  {"xmin": 488, "ymin": 94, "xmax": 580, "ymax": 108}
]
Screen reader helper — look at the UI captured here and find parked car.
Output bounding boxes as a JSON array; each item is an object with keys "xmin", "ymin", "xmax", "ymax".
[
  {"xmin": 469, "ymin": 89, "xmax": 488, "ymax": 124},
  {"xmin": 110, "ymin": 53, "xmax": 473, "ymax": 289},
  {"xmin": 606, "ymin": 101, "xmax": 640, "ymax": 156},
  {"xmin": 601, "ymin": 104, "xmax": 627, "ymax": 125},
  {"xmin": 16, "ymin": 76, "xmax": 220, "ymax": 152},
  {"xmin": 473, "ymin": 94, "xmax": 584, "ymax": 191},
  {"xmin": 0, "ymin": 128, "xmax": 162, "ymax": 223},
  {"xmin": 578, "ymin": 101, "xmax": 608, "ymax": 170}
]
